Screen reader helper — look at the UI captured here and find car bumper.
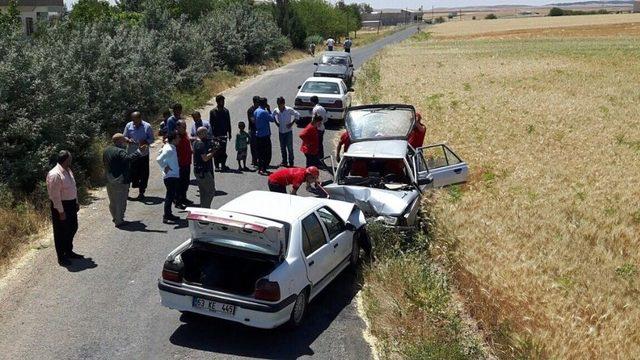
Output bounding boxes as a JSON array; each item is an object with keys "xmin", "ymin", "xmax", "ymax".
[{"xmin": 158, "ymin": 280, "xmax": 296, "ymax": 329}]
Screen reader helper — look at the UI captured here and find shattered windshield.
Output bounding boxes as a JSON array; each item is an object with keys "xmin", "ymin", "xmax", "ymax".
[
  {"xmin": 337, "ymin": 157, "xmax": 413, "ymax": 190},
  {"xmin": 345, "ymin": 107, "xmax": 415, "ymax": 141}
]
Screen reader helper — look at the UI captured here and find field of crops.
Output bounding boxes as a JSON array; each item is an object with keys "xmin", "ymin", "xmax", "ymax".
[{"xmin": 362, "ymin": 16, "xmax": 640, "ymax": 358}]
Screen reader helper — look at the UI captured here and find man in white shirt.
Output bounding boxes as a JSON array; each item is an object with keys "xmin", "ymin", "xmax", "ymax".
[
  {"xmin": 310, "ymin": 95, "xmax": 328, "ymax": 159},
  {"xmin": 273, "ymin": 97, "xmax": 301, "ymax": 167},
  {"xmin": 156, "ymin": 133, "xmax": 181, "ymax": 223},
  {"xmin": 326, "ymin": 37, "xmax": 335, "ymax": 51}
]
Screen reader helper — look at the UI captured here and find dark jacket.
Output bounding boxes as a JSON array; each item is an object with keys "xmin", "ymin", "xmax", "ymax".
[
  {"xmin": 103, "ymin": 145, "xmax": 142, "ymax": 184},
  {"xmin": 209, "ymin": 107, "xmax": 232, "ymax": 137}
]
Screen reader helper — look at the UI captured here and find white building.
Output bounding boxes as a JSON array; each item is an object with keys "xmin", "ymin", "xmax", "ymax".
[{"xmin": 0, "ymin": 0, "xmax": 64, "ymax": 35}]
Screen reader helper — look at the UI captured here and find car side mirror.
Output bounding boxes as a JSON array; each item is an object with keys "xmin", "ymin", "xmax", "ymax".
[
  {"xmin": 417, "ymin": 174, "xmax": 433, "ymax": 186},
  {"xmin": 345, "ymin": 222, "xmax": 357, "ymax": 232},
  {"xmin": 349, "ymin": 64, "xmax": 353, "ymax": 67},
  {"xmin": 297, "ymin": 85, "xmax": 301, "ymax": 89},
  {"xmin": 314, "ymin": 62, "xmax": 318, "ymax": 66}
]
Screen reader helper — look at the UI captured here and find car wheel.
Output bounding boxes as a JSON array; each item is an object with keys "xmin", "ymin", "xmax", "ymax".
[
  {"xmin": 286, "ymin": 290, "xmax": 308, "ymax": 328},
  {"xmin": 350, "ymin": 237, "xmax": 361, "ymax": 267}
]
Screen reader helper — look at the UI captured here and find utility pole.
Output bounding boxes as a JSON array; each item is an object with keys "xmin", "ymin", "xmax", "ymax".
[
  {"xmin": 459, "ymin": 8, "xmax": 462, "ymax": 21},
  {"xmin": 377, "ymin": 11, "xmax": 381, "ymax": 34}
]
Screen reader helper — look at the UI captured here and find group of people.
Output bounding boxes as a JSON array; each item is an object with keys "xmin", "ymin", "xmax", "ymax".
[{"xmin": 308, "ymin": 36, "xmax": 353, "ymax": 55}]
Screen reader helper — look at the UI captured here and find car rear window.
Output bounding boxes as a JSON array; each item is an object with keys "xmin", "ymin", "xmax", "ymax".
[
  {"xmin": 321, "ymin": 55, "xmax": 347, "ymax": 65},
  {"xmin": 301, "ymin": 81, "xmax": 340, "ymax": 95}
]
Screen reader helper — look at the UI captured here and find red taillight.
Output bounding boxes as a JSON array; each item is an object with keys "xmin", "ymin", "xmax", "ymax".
[
  {"xmin": 254, "ymin": 279, "xmax": 281, "ymax": 302},
  {"xmin": 162, "ymin": 269, "xmax": 182, "ymax": 283},
  {"xmin": 326, "ymin": 99, "xmax": 343, "ymax": 108}
]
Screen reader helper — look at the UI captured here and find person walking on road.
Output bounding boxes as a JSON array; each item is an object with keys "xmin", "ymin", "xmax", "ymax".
[
  {"xmin": 272, "ymin": 96, "xmax": 300, "ymax": 167},
  {"xmin": 247, "ymin": 96, "xmax": 260, "ymax": 168},
  {"xmin": 157, "ymin": 133, "xmax": 181, "ymax": 223},
  {"xmin": 209, "ymin": 95, "xmax": 232, "ymax": 172},
  {"xmin": 335, "ymin": 130, "xmax": 351, "ymax": 162},
  {"xmin": 309, "ymin": 42, "xmax": 316, "ymax": 56},
  {"xmin": 326, "ymin": 37, "xmax": 335, "ymax": 51},
  {"xmin": 254, "ymin": 97, "xmax": 276, "ymax": 175},
  {"xmin": 189, "ymin": 111, "xmax": 212, "ymax": 141},
  {"xmin": 310, "ymin": 96, "xmax": 328, "ymax": 159},
  {"xmin": 175, "ymin": 120, "xmax": 193, "ymax": 209},
  {"xmin": 267, "ymin": 166, "xmax": 327, "ymax": 196},
  {"xmin": 300, "ymin": 115, "xmax": 322, "ymax": 167},
  {"xmin": 344, "ymin": 37, "xmax": 353, "ymax": 53},
  {"xmin": 123, "ymin": 111, "xmax": 154, "ymax": 200},
  {"xmin": 193, "ymin": 127, "xmax": 216, "ymax": 208},
  {"xmin": 166, "ymin": 103, "xmax": 182, "ymax": 137},
  {"xmin": 46, "ymin": 150, "xmax": 82, "ymax": 266},
  {"xmin": 235, "ymin": 121, "xmax": 250, "ymax": 171},
  {"xmin": 103, "ymin": 133, "xmax": 146, "ymax": 227}
]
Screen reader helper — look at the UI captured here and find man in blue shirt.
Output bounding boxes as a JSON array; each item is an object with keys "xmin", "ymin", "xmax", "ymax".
[
  {"xmin": 123, "ymin": 111, "xmax": 154, "ymax": 200},
  {"xmin": 166, "ymin": 103, "xmax": 182, "ymax": 137},
  {"xmin": 189, "ymin": 111, "xmax": 212, "ymax": 141},
  {"xmin": 253, "ymin": 97, "xmax": 275, "ymax": 175}
]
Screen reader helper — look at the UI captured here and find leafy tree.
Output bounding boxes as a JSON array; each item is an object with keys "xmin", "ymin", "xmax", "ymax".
[
  {"xmin": 0, "ymin": 0, "xmax": 20, "ymax": 32},
  {"xmin": 484, "ymin": 13, "xmax": 497, "ymax": 19},
  {"xmin": 548, "ymin": 7, "xmax": 565, "ymax": 16},
  {"xmin": 358, "ymin": 3, "xmax": 372, "ymax": 14},
  {"xmin": 70, "ymin": 0, "xmax": 114, "ymax": 23}
]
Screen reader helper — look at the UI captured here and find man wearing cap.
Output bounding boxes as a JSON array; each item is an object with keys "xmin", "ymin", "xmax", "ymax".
[
  {"xmin": 209, "ymin": 94, "xmax": 232, "ymax": 172},
  {"xmin": 123, "ymin": 111, "xmax": 154, "ymax": 200},
  {"xmin": 46, "ymin": 150, "xmax": 82, "ymax": 266},
  {"xmin": 267, "ymin": 166, "xmax": 327, "ymax": 196},
  {"xmin": 103, "ymin": 133, "xmax": 147, "ymax": 227}
]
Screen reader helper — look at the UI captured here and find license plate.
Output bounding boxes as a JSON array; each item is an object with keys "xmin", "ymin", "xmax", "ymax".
[{"xmin": 192, "ymin": 297, "xmax": 236, "ymax": 315}]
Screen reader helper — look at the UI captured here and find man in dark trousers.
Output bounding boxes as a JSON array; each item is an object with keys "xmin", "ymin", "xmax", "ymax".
[
  {"xmin": 209, "ymin": 94, "xmax": 232, "ymax": 172},
  {"xmin": 46, "ymin": 150, "xmax": 82, "ymax": 266},
  {"xmin": 247, "ymin": 96, "xmax": 260, "ymax": 167},
  {"xmin": 103, "ymin": 133, "xmax": 146, "ymax": 227},
  {"xmin": 123, "ymin": 111, "xmax": 154, "ymax": 200},
  {"xmin": 253, "ymin": 97, "xmax": 276, "ymax": 175},
  {"xmin": 166, "ymin": 103, "xmax": 182, "ymax": 137},
  {"xmin": 175, "ymin": 120, "xmax": 193, "ymax": 209}
]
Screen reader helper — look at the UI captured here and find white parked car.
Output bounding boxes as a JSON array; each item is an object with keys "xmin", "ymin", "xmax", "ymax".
[
  {"xmin": 158, "ymin": 191, "xmax": 368, "ymax": 329},
  {"xmin": 294, "ymin": 76, "xmax": 353, "ymax": 123}
]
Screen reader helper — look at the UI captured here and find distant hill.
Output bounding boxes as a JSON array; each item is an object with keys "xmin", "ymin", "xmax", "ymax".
[{"xmin": 548, "ymin": 0, "xmax": 633, "ymax": 5}]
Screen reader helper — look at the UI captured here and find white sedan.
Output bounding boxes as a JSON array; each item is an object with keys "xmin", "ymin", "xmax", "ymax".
[
  {"xmin": 294, "ymin": 77, "xmax": 353, "ymax": 123},
  {"xmin": 158, "ymin": 191, "xmax": 368, "ymax": 329}
]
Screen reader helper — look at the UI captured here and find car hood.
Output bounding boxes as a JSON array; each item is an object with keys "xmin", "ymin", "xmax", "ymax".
[
  {"xmin": 315, "ymin": 64, "xmax": 348, "ymax": 75},
  {"xmin": 324, "ymin": 185, "xmax": 419, "ymax": 217}
]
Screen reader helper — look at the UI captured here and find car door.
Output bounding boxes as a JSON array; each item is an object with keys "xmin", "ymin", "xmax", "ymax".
[
  {"xmin": 416, "ymin": 143, "xmax": 468, "ymax": 188},
  {"xmin": 300, "ymin": 213, "xmax": 333, "ymax": 287},
  {"xmin": 316, "ymin": 207, "xmax": 351, "ymax": 267},
  {"xmin": 340, "ymin": 81, "xmax": 351, "ymax": 107}
]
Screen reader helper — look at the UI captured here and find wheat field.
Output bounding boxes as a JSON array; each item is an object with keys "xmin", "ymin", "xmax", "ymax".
[{"xmin": 367, "ymin": 18, "xmax": 640, "ymax": 358}]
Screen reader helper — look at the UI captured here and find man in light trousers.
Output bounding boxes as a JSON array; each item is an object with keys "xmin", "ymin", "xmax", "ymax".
[
  {"xmin": 103, "ymin": 133, "xmax": 146, "ymax": 227},
  {"xmin": 192, "ymin": 127, "xmax": 216, "ymax": 208}
]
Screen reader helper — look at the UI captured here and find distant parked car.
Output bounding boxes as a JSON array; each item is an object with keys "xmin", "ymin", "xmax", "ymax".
[
  {"xmin": 313, "ymin": 51, "xmax": 354, "ymax": 87},
  {"xmin": 324, "ymin": 104, "xmax": 469, "ymax": 228},
  {"xmin": 294, "ymin": 77, "xmax": 353, "ymax": 125},
  {"xmin": 158, "ymin": 191, "xmax": 368, "ymax": 329}
]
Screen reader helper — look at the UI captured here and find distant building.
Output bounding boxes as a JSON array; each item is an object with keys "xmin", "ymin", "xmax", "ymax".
[
  {"xmin": 0, "ymin": 0, "xmax": 64, "ymax": 35},
  {"xmin": 362, "ymin": 8, "xmax": 424, "ymax": 26},
  {"xmin": 634, "ymin": 1, "xmax": 640, "ymax": 12}
]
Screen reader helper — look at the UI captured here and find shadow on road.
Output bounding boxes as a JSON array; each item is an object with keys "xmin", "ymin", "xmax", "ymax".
[
  {"xmin": 169, "ymin": 269, "xmax": 362, "ymax": 359},
  {"xmin": 119, "ymin": 221, "xmax": 167, "ymax": 234},
  {"xmin": 65, "ymin": 257, "xmax": 98, "ymax": 273},
  {"xmin": 136, "ymin": 196, "xmax": 165, "ymax": 206}
]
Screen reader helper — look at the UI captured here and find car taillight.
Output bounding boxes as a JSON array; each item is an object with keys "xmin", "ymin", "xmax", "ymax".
[
  {"xmin": 162, "ymin": 269, "xmax": 182, "ymax": 283},
  {"xmin": 295, "ymin": 98, "xmax": 303, "ymax": 106},
  {"xmin": 254, "ymin": 279, "xmax": 281, "ymax": 302},
  {"xmin": 326, "ymin": 99, "xmax": 343, "ymax": 108}
]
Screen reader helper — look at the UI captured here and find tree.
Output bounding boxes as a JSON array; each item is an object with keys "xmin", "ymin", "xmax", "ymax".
[
  {"xmin": 0, "ymin": 0, "xmax": 21, "ymax": 32},
  {"xmin": 548, "ymin": 7, "xmax": 565, "ymax": 16},
  {"xmin": 484, "ymin": 13, "xmax": 497, "ymax": 19},
  {"xmin": 70, "ymin": 0, "xmax": 114, "ymax": 23},
  {"xmin": 358, "ymin": 3, "xmax": 372, "ymax": 14}
]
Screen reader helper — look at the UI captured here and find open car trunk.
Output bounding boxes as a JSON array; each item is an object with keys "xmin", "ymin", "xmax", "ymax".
[{"xmin": 182, "ymin": 241, "xmax": 279, "ymax": 296}]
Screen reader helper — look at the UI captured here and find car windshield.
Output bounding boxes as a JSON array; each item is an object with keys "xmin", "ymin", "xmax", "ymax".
[
  {"xmin": 321, "ymin": 55, "xmax": 348, "ymax": 65},
  {"xmin": 301, "ymin": 81, "xmax": 341, "ymax": 95},
  {"xmin": 345, "ymin": 107, "xmax": 415, "ymax": 141},
  {"xmin": 337, "ymin": 157, "xmax": 413, "ymax": 190}
]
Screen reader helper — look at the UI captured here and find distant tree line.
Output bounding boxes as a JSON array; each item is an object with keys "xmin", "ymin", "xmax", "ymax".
[{"xmin": 548, "ymin": 7, "xmax": 611, "ymax": 16}]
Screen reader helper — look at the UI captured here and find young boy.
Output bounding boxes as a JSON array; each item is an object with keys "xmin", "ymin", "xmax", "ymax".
[{"xmin": 235, "ymin": 121, "xmax": 250, "ymax": 171}]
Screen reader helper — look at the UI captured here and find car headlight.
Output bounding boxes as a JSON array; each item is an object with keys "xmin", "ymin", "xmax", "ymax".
[{"xmin": 376, "ymin": 215, "xmax": 398, "ymax": 226}]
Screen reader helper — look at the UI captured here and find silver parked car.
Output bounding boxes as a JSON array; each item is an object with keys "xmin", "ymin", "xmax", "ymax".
[{"xmin": 324, "ymin": 104, "xmax": 469, "ymax": 228}]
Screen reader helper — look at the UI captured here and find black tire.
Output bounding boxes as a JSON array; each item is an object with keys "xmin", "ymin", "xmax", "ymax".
[
  {"xmin": 285, "ymin": 290, "xmax": 308, "ymax": 329},
  {"xmin": 350, "ymin": 236, "xmax": 361, "ymax": 268}
]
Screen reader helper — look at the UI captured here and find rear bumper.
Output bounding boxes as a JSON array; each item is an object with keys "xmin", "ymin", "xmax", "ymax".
[
  {"xmin": 158, "ymin": 280, "xmax": 296, "ymax": 329},
  {"xmin": 294, "ymin": 107, "xmax": 346, "ymax": 120}
]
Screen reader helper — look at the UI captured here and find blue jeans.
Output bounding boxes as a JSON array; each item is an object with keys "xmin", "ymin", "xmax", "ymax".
[{"xmin": 279, "ymin": 131, "xmax": 294, "ymax": 166}]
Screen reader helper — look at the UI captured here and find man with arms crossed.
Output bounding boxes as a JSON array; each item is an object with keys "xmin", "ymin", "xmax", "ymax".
[{"xmin": 123, "ymin": 111, "xmax": 154, "ymax": 200}]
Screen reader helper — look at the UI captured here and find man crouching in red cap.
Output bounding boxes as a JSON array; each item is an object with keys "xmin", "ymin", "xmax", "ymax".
[{"xmin": 267, "ymin": 166, "xmax": 329, "ymax": 197}]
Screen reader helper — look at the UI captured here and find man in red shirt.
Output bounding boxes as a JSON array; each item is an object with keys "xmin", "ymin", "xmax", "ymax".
[
  {"xmin": 336, "ymin": 131, "xmax": 351, "ymax": 162},
  {"xmin": 408, "ymin": 112, "xmax": 426, "ymax": 149},
  {"xmin": 299, "ymin": 115, "xmax": 322, "ymax": 167},
  {"xmin": 267, "ymin": 166, "xmax": 327, "ymax": 196},
  {"xmin": 176, "ymin": 120, "xmax": 193, "ymax": 209}
]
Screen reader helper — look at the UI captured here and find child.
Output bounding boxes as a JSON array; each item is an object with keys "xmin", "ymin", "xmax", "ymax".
[{"xmin": 235, "ymin": 121, "xmax": 250, "ymax": 171}]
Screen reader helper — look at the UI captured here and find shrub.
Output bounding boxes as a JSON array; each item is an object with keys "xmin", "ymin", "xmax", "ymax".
[
  {"xmin": 434, "ymin": 16, "xmax": 445, "ymax": 24},
  {"xmin": 304, "ymin": 34, "xmax": 324, "ymax": 47},
  {"xmin": 485, "ymin": 13, "xmax": 498, "ymax": 20},
  {"xmin": 549, "ymin": 7, "xmax": 565, "ymax": 16}
]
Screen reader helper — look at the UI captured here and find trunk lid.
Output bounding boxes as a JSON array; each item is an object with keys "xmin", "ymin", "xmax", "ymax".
[{"xmin": 186, "ymin": 208, "xmax": 286, "ymax": 257}]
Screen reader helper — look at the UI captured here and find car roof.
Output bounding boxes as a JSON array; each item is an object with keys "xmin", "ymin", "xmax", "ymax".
[
  {"xmin": 344, "ymin": 140, "xmax": 409, "ymax": 158},
  {"xmin": 220, "ymin": 191, "xmax": 322, "ymax": 223},
  {"xmin": 303, "ymin": 77, "xmax": 344, "ymax": 84},
  {"xmin": 322, "ymin": 51, "xmax": 350, "ymax": 57}
]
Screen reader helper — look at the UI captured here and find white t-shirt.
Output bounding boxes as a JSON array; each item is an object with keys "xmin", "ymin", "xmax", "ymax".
[
  {"xmin": 273, "ymin": 106, "xmax": 300, "ymax": 134},
  {"xmin": 326, "ymin": 38, "xmax": 335, "ymax": 47},
  {"xmin": 312, "ymin": 104, "xmax": 328, "ymax": 131}
]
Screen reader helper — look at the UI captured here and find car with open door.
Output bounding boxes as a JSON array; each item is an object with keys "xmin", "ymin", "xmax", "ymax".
[
  {"xmin": 313, "ymin": 51, "xmax": 354, "ymax": 87},
  {"xmin": 323, "ymin": 104, "xmax": 468, "ymax": 228},
  {"xmin": 158, "ymin": 191, "xmax": 367, "ymax": 329}
]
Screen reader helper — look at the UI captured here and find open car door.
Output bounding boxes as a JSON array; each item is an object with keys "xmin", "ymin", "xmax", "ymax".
[{"xmin": 416, "ymin": 143, "xmax": 468, "ymax": 188}]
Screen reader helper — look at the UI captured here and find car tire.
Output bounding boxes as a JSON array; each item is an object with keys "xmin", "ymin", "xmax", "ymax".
[
  {"xmin": 350, "ymin": 236, "xmax": 361, "ymax": 267},
  {"xmin": 286, "ymin": 290, "xmax": 308, "ymax": 329}
]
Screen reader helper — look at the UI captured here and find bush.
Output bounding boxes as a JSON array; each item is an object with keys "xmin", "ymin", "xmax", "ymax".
[
  {"xmin": 549, "ymin": 7, "xmax": 565, "ymax": 16},
  {"xmin": 304, "ymin": 34, "xmax": 324, "ymax": 47},
  {"xmin": 485, "ymin": 13, "xmax": 497, "ymax": 20},
  {"xmin": 434, "ymin": 16, "xmax": 445, "ymax": 24}
]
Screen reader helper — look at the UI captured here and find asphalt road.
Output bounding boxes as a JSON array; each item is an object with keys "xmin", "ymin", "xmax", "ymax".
[{"xmin": 0, "ymin": 26, "xmax": 418, "ymax": 360}]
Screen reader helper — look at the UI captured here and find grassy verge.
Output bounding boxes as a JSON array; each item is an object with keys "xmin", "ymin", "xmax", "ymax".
[
  {"xmin": 360, "ymin": 18, "xmax": 640, "ymax": 359},
  {"xmin": 355, "ymin": 56, "xmax": 487, "ymax": 359}
]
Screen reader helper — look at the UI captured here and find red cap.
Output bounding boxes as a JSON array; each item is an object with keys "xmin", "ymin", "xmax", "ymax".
[{"xmin": 305, "ymin": 166, "xmax": 320, "ymax": 177}]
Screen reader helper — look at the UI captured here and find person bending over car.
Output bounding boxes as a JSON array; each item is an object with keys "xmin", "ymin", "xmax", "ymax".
[{"xmin": 267, "ymin": 166, "xmax": 328, "ymax": 197}]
